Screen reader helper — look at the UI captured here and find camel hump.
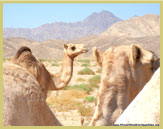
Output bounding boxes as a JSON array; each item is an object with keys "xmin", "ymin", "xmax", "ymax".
[{"xmin": 15, "ymin": 46, "xmax": 32, "ymax": 58}]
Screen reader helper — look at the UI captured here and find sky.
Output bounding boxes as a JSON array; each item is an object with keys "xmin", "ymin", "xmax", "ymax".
[{"xmin": 3, "ymin": 3, "xmax": 160, "ymax": 28}]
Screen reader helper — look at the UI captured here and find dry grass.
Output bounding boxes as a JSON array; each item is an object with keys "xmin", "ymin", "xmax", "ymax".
[
  {"xmin": 96, "ymin": 68, "xmax": 102, "ymax": 73},
  {"xmin": 78, "ymin": 106, "xmax": 94, "ymax": 116},
  {"xmin": 76, "ymin": 78, "xmax": 86, "ymax": 82},
  {"xmin": 46, "ymin": 89, "xmax": 94, "ymax": 116}
]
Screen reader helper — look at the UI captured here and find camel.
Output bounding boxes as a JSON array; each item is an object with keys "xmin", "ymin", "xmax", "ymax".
[
  {"xmin": 3, "ymin": 43, "xmax": 88, "ymax": 126},
  {"xmin": 11, "ymin": 44, "xmax": 88, "ymax": 98},
  {"xmin": 3, "ymin": 63, "xmax": 62, "ymax": 126},
  {"xmin": 115, "ymin": 67, "xmax": 160, "ymax": 125},
  {"xmin": 89, "ymin": 44, "xmax": 160, "ymax": 126}
]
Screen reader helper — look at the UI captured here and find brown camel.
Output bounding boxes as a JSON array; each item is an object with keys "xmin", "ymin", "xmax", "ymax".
[
  {"xmin": 11, "ymin": 44, "xmax": 88, "ymax": 98},
  {"xmin": 3, "ymin": 44, "xmax": 88, "ymax": 126},
  {"xmin": 115, "ymin": 67, "xmax": 160, "ymax": 125},
  {"xmin": 89, "ymin": 44, "xmax": 159, "ymax": 126},
  {"xmin": 3, "ymin": 63, "xmax": 62, "ymax": 126}
]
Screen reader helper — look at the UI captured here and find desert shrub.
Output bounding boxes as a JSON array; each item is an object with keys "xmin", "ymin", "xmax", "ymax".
[
  {"xmin": 78, "ymin": 67, "xmax": 95, "ymax": 75},
  {"xmin": 64, "ymin": 83, "xmax": 91, "ymax": 93},
  {"xmin": 88, "ymin": 75, "xmax": 101, "ymax": 88},
  {"xmin": 78, "ymin": 59, "xmax": 90, "ymax": 64},
  {"xmin": 51, "ymin": 60, "xmax": 59, "ymax": 66},
  {"xmin": 78, "ymin": 106, "xmax": 94, "ymax": 116},
  {"xmin": 85, "ymin": 96, "xmax": 95, "ymax": 102},
  {"xmin": 40, "ymin": 59, "xmax": 48, "ymax": 62},
  {"xmin": 89, "ymin": 75, "xmax": 101, "ymax": 84},
  {"xmin": 63, "ymin": 85, "xmax": 71, "ymax": 90},
  {"xmin": 72, "ymin": 84, "xmax": 90, "ymax": 92},
  {"xmin": 52, "ymin": 63, "xmax": 59, "ymax": 66},
  {"xmin": 81, "ymin": 63, "xmax": 90, "ymax": 67},
  {"xmin": 40, "ymin": 59, "xmax": 53, "ymax": 62},
  {"xmin": 76, "ymin": 78, "xmax": 86, "ymax": 82},
  {"xmin": 96, "ymin": 68, "xmax": 102, "ymax": 73},
  {"xmin": 93, "ymin": 64, "xmax": 97, "ymax": 67}
]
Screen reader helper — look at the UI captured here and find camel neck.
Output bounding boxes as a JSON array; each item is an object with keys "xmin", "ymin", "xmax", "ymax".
[
  {"xmin": 60, "ymin": 53, "xmax": 74, "ymax": 86},
  {"xmin": 50, "ymin": 53, "xmax": 74, "ymax": 90}
]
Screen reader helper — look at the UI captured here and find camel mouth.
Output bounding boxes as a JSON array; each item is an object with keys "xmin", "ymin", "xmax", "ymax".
[{"xmin": 82, "ymin": 48, "xmax": 89, "ymax": 53}]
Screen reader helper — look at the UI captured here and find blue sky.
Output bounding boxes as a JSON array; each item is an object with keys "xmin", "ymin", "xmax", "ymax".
[{"xmin": 3, "ymin": 3, "xmax": 160, "ymax": 28}]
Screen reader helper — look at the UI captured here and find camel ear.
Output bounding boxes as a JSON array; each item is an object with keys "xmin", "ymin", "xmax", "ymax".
[
  {"xmin": 131, "ymin": 44, "xmax": 141, "ymax": 65},
  {"xmin": 92, "ymin": 47, "xmax": 103, "ymax": 67},
  {"xmin": 152, "ymin": 54, "xmax": 160, "ymax": 72},
  {"xmin": 64, "ymin": 44, "xmax": 68, "ymax": 49}
]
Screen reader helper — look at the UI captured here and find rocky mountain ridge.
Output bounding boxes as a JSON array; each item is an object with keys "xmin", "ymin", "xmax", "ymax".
[{"xmin": 4, "ymin": 10, "xmax": 121, "ymax": 41}]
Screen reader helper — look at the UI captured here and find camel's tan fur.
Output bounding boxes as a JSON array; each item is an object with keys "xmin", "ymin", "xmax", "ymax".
[
  {"xmin": 115, "ymin": 67, "xmax": 160, "ymax": 125},
  {"xmin": 3, "ymin": 63, "xmax": 62, "ymax": 126},
  {"xmin": 11, "ymin": 44, "xmax": 88, "ymax": 98},
  {"xmin": 89, "ymin": 44, "xmax": 159, "ymax": 126}
]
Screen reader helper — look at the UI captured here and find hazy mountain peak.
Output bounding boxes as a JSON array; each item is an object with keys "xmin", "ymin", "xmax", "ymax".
[
  {"xmin": 4, "ymin": 10, "xmax": 121, "ymax": 41},
  {"xmin": 83, "ymin": 10, "xmax": 121, "ymax": 22}
]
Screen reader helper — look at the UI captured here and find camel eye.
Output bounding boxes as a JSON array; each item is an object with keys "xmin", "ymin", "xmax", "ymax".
[{"xmin": 71, "ymin": 46, "xmax": 76, "ymax": 51}]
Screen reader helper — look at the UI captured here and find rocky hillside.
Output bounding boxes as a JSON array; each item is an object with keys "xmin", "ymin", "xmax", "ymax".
[
  {"xmin": 3, "ymin": 10, "xmax": 121, "ymax": 41},
  {"xmin": 101, "ymin": 14, "xmax": 160, "ymax": 37},
  {"xmin": 3, "ymin": 14, "xmax": 160, "ymax": 59},
  {"xmin": 3, "ymin": 37, "xmax": 67, "ymax": 59}
]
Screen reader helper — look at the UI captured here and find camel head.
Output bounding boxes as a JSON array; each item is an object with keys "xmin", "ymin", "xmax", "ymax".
[
  {"xmin": 64, "ymin": 43, "xmax": 88, "ymax": 58},
  {"xmin": 90, "ymin": 44, "xmax": 160, "ymax": 126}
]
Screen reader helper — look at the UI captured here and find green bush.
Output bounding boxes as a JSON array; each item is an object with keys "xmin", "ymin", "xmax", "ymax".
[
  {"xmin": 89, "ymin": 75, "xmax": 101, "ymax": 84},
  {"xmin": 52, "ymin": 63, "xmax": 59, "ymax": 66},
  {"xmin": 85, "ymin": 96, "xmax": 95, "ymax": 102},
  {"xmin": 78, "ymin": 59, "xmax": 90, "ymax": 64},
  {"xmin": 88, "ymin": 75, "xmax": 101, "ymax": 88},
  {"xmin": 81, "ymin": 63, "xmax": 90, "ymax": 67},
  {"xmin": 93, "ymin": 64, "xmax": 97, "ymax": 67},
  {"xmin": 78, "ymin": 67, "xmax": 95, "ymax": 75},
  {"xmin": 64, "ymin": 83, "xmax": 91, "ymax": 93}
]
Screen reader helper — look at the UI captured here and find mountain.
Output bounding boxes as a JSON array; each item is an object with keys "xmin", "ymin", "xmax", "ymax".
[
  {"xmin": 69, "ymin": 14, "xmax": 160, "ymax": 57},
  {"xmin": 3, "ymin": 14, "xmax": 160, "ymax": 59},
  {"xmin": 101, "ymin": 14, "xmax": 160, "ymax": 37},
  {"xmin": 3, "ymin": 10, "xmax": 122, "ymax": 41}
]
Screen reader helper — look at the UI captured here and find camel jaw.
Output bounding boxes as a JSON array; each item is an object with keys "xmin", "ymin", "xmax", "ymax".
[{"xmin": 82, "ymin": 48, "xmax": 89, "ymax": 53}]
